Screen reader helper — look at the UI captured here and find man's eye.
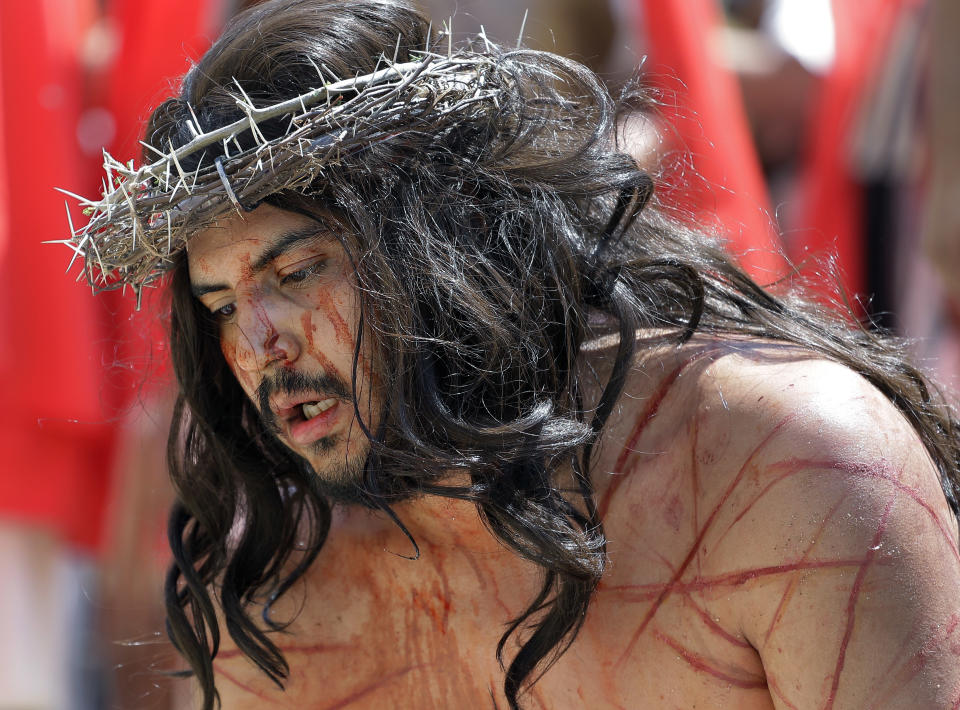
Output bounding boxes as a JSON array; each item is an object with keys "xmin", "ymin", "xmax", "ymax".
[
  {"xmin": 213, "ymin": 303, "xmax": 236, "ymax": 320},
  {"xmin": 280, "ymin": 259, "xmax": 326, "ymax": 286}
]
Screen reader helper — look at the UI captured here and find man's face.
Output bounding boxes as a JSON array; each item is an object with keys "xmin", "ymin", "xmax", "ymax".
[{"xmin": 187, "ymin": 204, "xmax": 376, "ymax": 489}]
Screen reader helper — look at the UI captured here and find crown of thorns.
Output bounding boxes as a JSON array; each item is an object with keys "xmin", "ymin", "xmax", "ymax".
[{"xmin": 56, "ymin": 48, "xmax": 508, "ymax": 302}]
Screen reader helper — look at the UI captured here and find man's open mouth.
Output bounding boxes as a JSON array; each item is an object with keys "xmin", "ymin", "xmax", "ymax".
[
  {"xmin": 258, "ymin": 370, "xmax": 353, "ymax": 443},
  {"xmin": 270, "ymin": 394, "xmax": 344, "ymax": 448},
  {"xmin": 301, "ymin": 398, "xmax": 337, "ymax": 420}
]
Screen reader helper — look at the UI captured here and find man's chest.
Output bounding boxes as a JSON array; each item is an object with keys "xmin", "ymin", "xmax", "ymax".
[{"xmin": 212, "ymin": 498, "xmax": 777, "ymax": 709}]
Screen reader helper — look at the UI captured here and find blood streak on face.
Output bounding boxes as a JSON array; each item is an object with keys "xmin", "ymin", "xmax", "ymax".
[{"xmin": 186, "ymin": 203, "xmax": 377, "ymax": 480}]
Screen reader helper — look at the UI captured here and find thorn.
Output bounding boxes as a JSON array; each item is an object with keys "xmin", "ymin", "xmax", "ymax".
[
  {"xmin": 168, "ymin": 140, "xmax": 189, "ymax": 192},
  {"xmin": 63, "ymin": 200, "xmax": 76, "ymax": 238},
  {"xmin": 425, "ymin": 20, "xmax": 432, "ymax": 54},
  {"xmin": 68, "ymin": 233, "xmax": 90, "ymax": 273},
  {"xmin": 214, "ymin": 156, "xmax": 241, "ymax": 210},
  {"xmin": 104, "ymin": 155, "xmax": 115, "ymax": 188},
  {"xmin": 306, "ymin": 56, "xmax": 325, "ymax": 82},
  {"xmin": 243, "ymin": 106, "xmax": 267, "ymax": 146},
  {"xmin": 392, "ymin": 33, "xmax": 401, "ymax": 65},
  {"xmin": 186, "ymin": 103, "xmax": 203, "ymax": 134},
  {"xmin": 87, "ymin": 233, "xmax": 106, "ymax": 276},
  {"xmin": 517, "ymin": 9, "xmax": 528, "ymax": 49},
  {"xmin": 319, "ymin": 62, "xmax": 338, "ymax": 83},
  {"xmin": 233, "ymin": 77, "xmax": 255, "ymax": 110},
  {"xmin": 140, "ymin": 141, "xmax": 166, "ymax": 158},
  {"xmin": 58, "ymin": 241, "xmax": 84, "ymax": 273},
  {"xmin": 53, "ymin": 187, "xmax": 96, "ymax": 206},
  {"xmin": 479, "ymin": 25, "xmax": 492, "ymax": 53},
  {"xmin": 168, "ymin": 175, "xmax": 186, "ymax": 203}
]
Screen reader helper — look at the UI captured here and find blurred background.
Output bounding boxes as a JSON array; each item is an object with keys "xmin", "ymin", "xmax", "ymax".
[{"xmin": 1, "ymin": 0, "xmax": 956, "ymax": 707}]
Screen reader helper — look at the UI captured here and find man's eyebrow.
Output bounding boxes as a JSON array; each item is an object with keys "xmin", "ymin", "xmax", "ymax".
[
  {"xmin": 249, "ymin": 225, "xmax": 332, "ymax": 273},
  {"xmin": 189, "ymin": 225, "xmax": 333, "ymax": 299},
  {"xmin": 191, "ymin": 281, "xmax": 228, "ymax": 299}
]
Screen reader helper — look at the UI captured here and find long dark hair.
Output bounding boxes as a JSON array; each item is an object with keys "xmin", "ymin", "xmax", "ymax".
[{"xmin": 149, "ymin": 1, "xmax": 960, "ymax": 708}]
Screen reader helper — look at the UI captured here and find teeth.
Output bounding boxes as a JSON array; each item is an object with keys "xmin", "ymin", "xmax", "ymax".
[{"xmin": 302, "ymin": 398, "xmax": 337, "ymax": 420}]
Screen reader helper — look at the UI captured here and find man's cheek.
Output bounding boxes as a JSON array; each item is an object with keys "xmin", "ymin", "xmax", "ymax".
[
  {"xmin": 304, "ymin": 287, "xmax": 355, "ymax": 352},
  {"xmin": 299, "ymin": 310, "xmax": 350, "ymax": 383},
  {"xmin": 220, "ymin": 337, "xmax": 257, "ymax": 395}
]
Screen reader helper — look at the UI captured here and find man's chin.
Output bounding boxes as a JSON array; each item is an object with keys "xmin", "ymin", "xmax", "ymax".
[
  {"xmin": 303, "ymin": 450, "xmax": 420, "ymax": 509},
  {"xmin": 297, "ymin": 441, "xmax": 375, "ymax": 507}
]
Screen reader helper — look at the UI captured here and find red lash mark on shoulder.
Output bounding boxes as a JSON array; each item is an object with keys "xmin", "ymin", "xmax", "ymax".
[
  {"xmin": 823, "ymin": 486, "xmax": 899, "ymax": 709},
  {"xmin": 213, "ymin": 666, "xmax": 285, "ymax": 705},
  {"xmin": 614, "ymin": 416, "xmax": 793, "ymax": 667},
  {"xmin": 599, "ymin": 358, "xmax": 696, "ymax": 520},
  {"xmin": 766, "ymin": 675, "xmax": 801, "ymax": 710},
  {"xmin": 865, "ymin": 614, "xmax": 960, "ymax": 709},
  {"xmin": 605, "ymin": 557, "xmax": 877, "ymax": 602},
  {"xmin": 652, "ymin": 628, "xmax": 767, "ymax": 689},
  {"xmin": 216, "ymin": 660, "xmax": 429, "ymax": 709},
  {"xmin": 763, "ymin": 495, "xmax": 848, "ymax": 645},
  {"xmin": 843, "ymin": 461, "xmax": 960, "ymax": 564},
  {"xmin": 684, "ymin": 595, "xmax": 753, "ymax": 649},
  {"xmin": 217, "ymin": 642, "xmax": 354, "ymax": 661}
]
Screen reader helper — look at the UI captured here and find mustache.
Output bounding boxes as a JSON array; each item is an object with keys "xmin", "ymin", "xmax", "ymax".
[{"xmin": 256, "ymin": 369, "xmax": 352, "ymax": 433}]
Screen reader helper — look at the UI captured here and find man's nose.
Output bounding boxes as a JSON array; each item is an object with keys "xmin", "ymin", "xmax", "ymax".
[{"xmin": 232, "ymin": 293, "xmax": 301, "ymax": 373}]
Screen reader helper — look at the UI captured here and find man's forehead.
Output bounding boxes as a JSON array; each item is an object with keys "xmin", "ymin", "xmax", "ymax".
[
  {"xmin": 188, "ymin": 206, "xmax": 336, "ymax": 260},
  {"xmin": 186, "ymin": 205, "xmax": 338, "ymax": 290}
]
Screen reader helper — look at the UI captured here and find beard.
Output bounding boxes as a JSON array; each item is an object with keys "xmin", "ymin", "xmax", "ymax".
[{"xmin": 255, "ymin": 368, "xmax": 374, "ymax": 505}]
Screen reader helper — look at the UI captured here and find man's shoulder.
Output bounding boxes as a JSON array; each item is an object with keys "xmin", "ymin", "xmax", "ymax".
[
  {"xmin": 609, "ymin": 334, "xmax": 931, "ymax": 471},
  {"xmin": 592, "ymin": 335, "xmax": 960, "ymax": 708},
  {"xmin": 678, "ymin": 338, "xmax": 941, "ymax": 492},
  {"xmin": 593, "ymin": 332, "xmax": 957, "ymax": 569}
]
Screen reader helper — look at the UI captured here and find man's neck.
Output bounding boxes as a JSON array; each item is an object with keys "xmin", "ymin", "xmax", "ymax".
[{"xmin": 331, "ymin": 486, "xmax": 510, "ymax": 558}]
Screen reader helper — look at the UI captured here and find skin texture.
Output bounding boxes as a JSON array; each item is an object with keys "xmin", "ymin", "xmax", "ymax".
[
  {"xmin": 188, "ymin": 206, "xmax": 960, "ymax": 709},
  {"xmin": 187, "ymin": 205, "xmax": 375, "ymax": 481}
]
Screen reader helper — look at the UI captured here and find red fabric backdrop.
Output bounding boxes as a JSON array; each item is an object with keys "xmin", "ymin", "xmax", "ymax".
[
  {"xmin": 0, "ymin": 0, "xmax": 223, "ymax": 551},
  {"xmin": 637, "ymin": 0, "xmax": 787, "ymax": 284},
  {"xmin": 790, "ymin": 0, "xmax": 920, "ymax": 302}
]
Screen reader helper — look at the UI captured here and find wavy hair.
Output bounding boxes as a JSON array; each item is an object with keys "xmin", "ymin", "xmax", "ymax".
[{"xmin": 148, "ymin": 1, "xmax": 960, "ymax": 708}]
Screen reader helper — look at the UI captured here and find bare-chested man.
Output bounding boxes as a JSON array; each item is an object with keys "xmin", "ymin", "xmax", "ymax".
[{"xmin": 65, "ymin": 1, "xmax": 960, "ymax": 707}]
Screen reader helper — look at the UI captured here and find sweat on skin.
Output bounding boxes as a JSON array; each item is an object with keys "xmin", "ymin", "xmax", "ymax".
[
  {"xmin": 64, "ymin": 1, "xmax": 960, "ymax": 706},
  {"xmin": 187, "ymin": 205, "xmax": 960, "ymax": 709}
]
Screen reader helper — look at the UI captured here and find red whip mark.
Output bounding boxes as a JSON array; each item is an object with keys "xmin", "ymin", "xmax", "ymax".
[
  {"xmin": 614, "ymin": 416, "xmax": 792, "ymax": 667},
  {"xmin": 823, "ymin": 487, "xmax": 899, "ymax": 709},
  {"xmin": 652, "ymin": 629, "xmax": 767, "ymax": 689}
]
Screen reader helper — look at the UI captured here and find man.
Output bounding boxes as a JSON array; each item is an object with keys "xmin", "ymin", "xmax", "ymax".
[{"xmin": 64, "ymin": 0, "xmax": 960, "ymax": 707}]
